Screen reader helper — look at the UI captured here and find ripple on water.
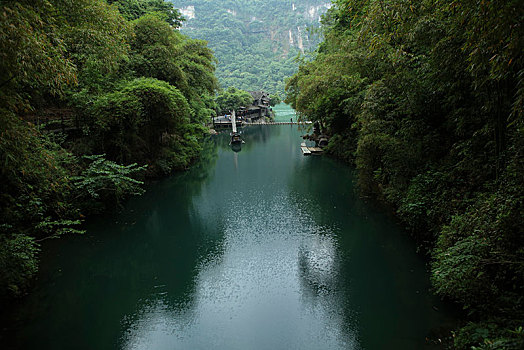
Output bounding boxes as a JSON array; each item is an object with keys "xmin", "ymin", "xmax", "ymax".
[{"xmin": 120, "ymin": 189, "xmax": 360, "ymax": 350}]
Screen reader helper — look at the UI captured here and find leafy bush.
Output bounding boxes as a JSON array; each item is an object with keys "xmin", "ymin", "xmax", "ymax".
[
  {"xmin": 454, "ymin": 322, "xmax": 524, "ymax": 350},
  {"xmin": 397, "ymin": 170, "xmax": 470, "ymax": 245},
  {"xmin": 73, "ymin": 154, "xmax": 147, "ymax": 209},
  {"xmin": 432, "ymin": 178, "xmax": 524, "ymax": 315},
  {"xmin": 0, "ymin": 233, "xmax": 40, "ymax": 299},
  {"xmin": 324, "ymin": 132, "xmax": 357, "ymax": 163}
]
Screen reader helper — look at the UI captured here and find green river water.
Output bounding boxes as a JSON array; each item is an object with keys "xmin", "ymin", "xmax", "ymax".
[{"xmin": 2, "ymin": 104, "xmax": 457, "ymax": 349}]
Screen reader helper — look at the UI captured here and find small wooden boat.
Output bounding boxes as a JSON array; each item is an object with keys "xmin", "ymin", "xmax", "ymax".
[
  {"xmin": 229, "ymin": 110, "xmax": 245, "ymax": 146},
  {"xmin": 230, "ymin": 132, "xmax": 243, "ymax": 145}
]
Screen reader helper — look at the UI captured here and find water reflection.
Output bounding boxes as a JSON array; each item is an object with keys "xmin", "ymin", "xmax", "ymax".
[
  {"xmin": 119, "ymin": 126, "xmax": 361, "ymax": 348},
  {"xmin": 215, "ymin": 125, "xmax": 281, "ymax": 153},
  {"xmin": 121, "ymin": 190, "xmax": 358, "ymax": 350},
  {"xmin": 298, "ymin": 233, "xmax": 337, "ymax": 296},
  {"xmin": 118, "ymin": 124, "xmax": 454, "ymax": 350},
  {"xmin": 230, "ymin": 143, "xmax": 242, "ymax": 153}
]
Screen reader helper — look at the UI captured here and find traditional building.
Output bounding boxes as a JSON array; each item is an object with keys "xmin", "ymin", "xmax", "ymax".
[{"xmin": 239, "ymin": 91, "xmax": 271, "ymax": 121}]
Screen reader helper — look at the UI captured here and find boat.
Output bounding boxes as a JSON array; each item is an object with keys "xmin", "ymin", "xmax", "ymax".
[
  {"xmin": 230, "ymin": 132, "xmax": 243, "ymax": 144},
  {"xmin": 229, "ymin": 110, "xmax": 245, "ymax": 146}
]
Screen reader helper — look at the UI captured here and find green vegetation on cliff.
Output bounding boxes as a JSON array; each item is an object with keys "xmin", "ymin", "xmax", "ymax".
[
  {"xmin": 171, "ymin": 0, "xmax": 331, "ymax": 94},
  {"xmin": 286, "ymin": 0, "xmax": 524, "ymax": 348},
  {"xmin": 0, "ymin": 0, "xmax": 217, "ymax": 300}
]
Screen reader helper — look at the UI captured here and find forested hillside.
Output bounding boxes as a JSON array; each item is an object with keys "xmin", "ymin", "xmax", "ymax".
[
  {"xmin": 170, "ymin": 0, "xmax": 331, "ymax": 93},
  {"xmin": 0, "ymin": 0, "xmax": 217, "ymax": 301},
  {"xmin": 286, "ymin": 0, "xmax": 524, "ymax": 348}
]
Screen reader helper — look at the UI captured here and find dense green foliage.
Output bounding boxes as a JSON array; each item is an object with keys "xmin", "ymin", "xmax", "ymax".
[
  {"xmin": 287, "ymin": 0, "xmax": 523, "ymax": 348},
  {"xmin": 0, "ymin": 0, "xmax": 217, "ymax": 300},
  {"xmin": 171, "ymin": 0, "xmax": 331, "ymax": 94},
  {"xmin": 72, "ymin": 154, "xmax": 147, "ymax": 209},
  {"xmin": 215, "ymin": 87, "xmax": 253, "ymax": 115},
  {"xmin": 110, "ymin": 0, "xmax": 185, "ymax": 26},
  {"xmin": 269, "ymin": 93, "xmax": 282, "ymax": 107}
]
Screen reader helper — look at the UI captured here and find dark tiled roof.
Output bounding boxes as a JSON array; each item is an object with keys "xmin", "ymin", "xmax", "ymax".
[{"xmin": 249, "ymin": 91, "xmax": 269, "ymax": 100}]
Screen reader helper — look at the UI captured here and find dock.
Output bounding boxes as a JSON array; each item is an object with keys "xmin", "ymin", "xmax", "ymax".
[
  {"xmin": 301, "ymin": 146, "xmax": 311, "ymax": 155},
  {"xmin": 301, "ymin": 143, "xmax": 324, "ymax": 156},
  {"xmin": 213, "ymin": 120, "xmax": 244, "ymax": 129}
]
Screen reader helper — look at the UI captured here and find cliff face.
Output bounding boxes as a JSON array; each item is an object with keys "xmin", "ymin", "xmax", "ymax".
[
  {"xmin": 178, "ymin": 1, "xmax": 330, "ymax": 51},
  {"xmin": 171, "ymin": 0, "xmax": 331, "ymax": 93}
]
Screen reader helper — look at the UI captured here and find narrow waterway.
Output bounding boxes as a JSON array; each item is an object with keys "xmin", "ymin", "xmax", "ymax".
[{"xmin": 2, "ymin": 105, "xmax": 456, "ymax": 349}]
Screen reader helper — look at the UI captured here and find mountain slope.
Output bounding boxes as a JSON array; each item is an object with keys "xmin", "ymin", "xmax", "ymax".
[{"xmin": 170, "ymin": 0, "xmax": 331, "ymax": 93}]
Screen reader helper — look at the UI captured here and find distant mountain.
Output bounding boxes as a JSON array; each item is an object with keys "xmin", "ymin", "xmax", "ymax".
[{"xmin": 170, "ymin": 0, "xmax": 331, "ymax": 94}]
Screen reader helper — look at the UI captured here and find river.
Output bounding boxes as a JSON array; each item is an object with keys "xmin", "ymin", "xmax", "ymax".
[{"xmin": 2, "ymin": 104, "xmax": 456, "ymax": 349}]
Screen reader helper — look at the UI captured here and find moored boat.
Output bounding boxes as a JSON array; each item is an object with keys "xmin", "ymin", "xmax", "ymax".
[{"xmin": 229, "ymin": 110, "xmax": 245, "ymax": 146}]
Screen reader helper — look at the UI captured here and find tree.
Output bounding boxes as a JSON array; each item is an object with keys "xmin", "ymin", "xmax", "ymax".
[
  {"xmin": 0, "ymin": 0, "xmax": 76, "ymax": 108},
  {"xmin": 0, "ymin": 110, "xmax": 80, "ymax": 299},
  {"xmin": 110, "ymin": 0, "xmax": 185, "ymax": 27},
  {"xmin": 215, "ymin": 87, "xmax": 253, "ymax": 115},
  {"xmin": 72, "ymin": 154, "xmax": 147, "ymax": 207},
  {"xmin": 129, "ymin": 13, "xmax": 218, "ymax": 124},
  {"xmin": 171, "ymin": 0, "xmax": 329, "ymax": 94},
  {"xmin": 269, "ymin": 93, "xmax": 281, "ymax": 106}
]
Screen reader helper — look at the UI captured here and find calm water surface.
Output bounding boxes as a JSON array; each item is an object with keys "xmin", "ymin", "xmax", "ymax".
[{"xmin": 2, "ymin": 105, "xmax": 456, "ymax": 349}]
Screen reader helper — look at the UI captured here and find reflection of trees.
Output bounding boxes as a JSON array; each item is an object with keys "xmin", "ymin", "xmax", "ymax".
[
  {"xmin": 5, "ymin": 137, "xmax": 225, "ymax": 349},
  {"xmin": 117, "ymin": 134, "xmax": 224, "ymax": 302},
  {"xmin": 289, "ymin": 154, "xmax": 457, "ymax": 348},
  {"xmin": 123, "ymin": 135, "xmax": 220, "ymax": 215},
  {"xmin": 6, "ymin": 209, "xmax": 214, "ymax": 349},
  {"xmin": 289, "ymin": 155, "xmax": 362, "ymax": 225},
  {"xmin": 109, "ymin": 135, "xmax": 231, "ymax": 343},
  {"xmin": 160, "ymin": 135, "xmax": 220, "ymax": 192},
  {"xmin": 298, "ymin": 234, "xmax": 338, "ymax": 297},
  {"xmin": 288, "ymin": 154, "xmax": 362, "ymax": 341}
]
